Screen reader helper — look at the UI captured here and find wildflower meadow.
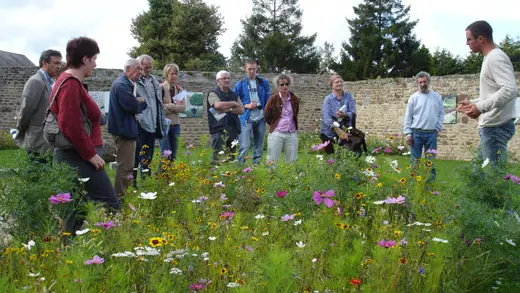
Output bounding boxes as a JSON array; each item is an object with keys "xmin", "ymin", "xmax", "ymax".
[{"xmin": 0, "ymin": 134, "xmax": 519, "ymax": 292}]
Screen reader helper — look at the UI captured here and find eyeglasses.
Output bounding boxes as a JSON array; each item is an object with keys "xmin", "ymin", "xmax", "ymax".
[
  {"xmin": 220, "ymin": 77, "xmax": 231, "ymax": 80},
  {"xmin": 279, "ymin": 83, "xmax": 289, "ymax": 86}
]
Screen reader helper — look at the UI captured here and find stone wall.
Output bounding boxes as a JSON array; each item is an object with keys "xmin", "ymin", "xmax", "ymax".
[{"xmin": 1, "ymin": 66, "xmax": 519, "ymax": 160}]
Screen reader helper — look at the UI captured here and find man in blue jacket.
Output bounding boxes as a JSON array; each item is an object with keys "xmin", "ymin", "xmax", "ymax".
[
  {"xmin": 234, "ymin": 59, "xmax": 271, "ymax": 164},
  {"xmin": 108, "ymin": 58, "xmax": 147, "ymax": 197}
]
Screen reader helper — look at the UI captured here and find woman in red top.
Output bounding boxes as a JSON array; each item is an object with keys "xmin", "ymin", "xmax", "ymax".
[{"xmin": 50, "ymin": 37, "xmax": 120, "ymax": 231}]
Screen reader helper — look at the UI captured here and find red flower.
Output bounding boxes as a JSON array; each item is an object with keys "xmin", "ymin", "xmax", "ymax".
[{"xmin": 350, "ymin": 278, "xmax": 361, "ymax": 285}]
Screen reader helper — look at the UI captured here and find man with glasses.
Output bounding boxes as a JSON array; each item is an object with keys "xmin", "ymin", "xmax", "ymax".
[
  {"xmin": 15, "ymin": 49, "xmax": 62, "ymax": 163},
  {"xmin": 457, "ymin": 20, "xmax": 518, "ymax": 164},
  {"xmin": 234, "ymin": 59, "xmax": 271, "ymax": 165},
  {"xmin": 108, "ymin": 58, "xmax": 147, "ymax": 197},
  {"xmin": 207, "ymin": 70, "xmax": 244, "ymax": 164}
]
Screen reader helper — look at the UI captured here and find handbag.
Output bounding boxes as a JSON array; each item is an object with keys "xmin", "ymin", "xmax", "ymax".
[{"xmin": 43, "ymin": 77, "xmax": 91, "ymax": 149}]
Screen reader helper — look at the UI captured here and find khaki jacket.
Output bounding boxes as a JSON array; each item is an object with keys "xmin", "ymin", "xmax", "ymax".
[{"xmin": 162, "ymin": 81, "xmax": 186, "ymax": 125}]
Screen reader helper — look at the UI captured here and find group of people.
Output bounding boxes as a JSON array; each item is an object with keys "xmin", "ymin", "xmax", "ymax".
[{"xmin": 12, "ymin": 20, "xmax": 517, "ymax": 230}]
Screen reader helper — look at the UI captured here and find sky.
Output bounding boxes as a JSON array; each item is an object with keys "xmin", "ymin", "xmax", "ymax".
[{"xmin": 0, "ymin": 0, "xmax": 519, "ymax": 69}]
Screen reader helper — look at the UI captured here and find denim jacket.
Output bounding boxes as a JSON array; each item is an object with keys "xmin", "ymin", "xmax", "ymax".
[{"xmin": 233, "ymin": 76, "xmax": 271, "ymax": 126}]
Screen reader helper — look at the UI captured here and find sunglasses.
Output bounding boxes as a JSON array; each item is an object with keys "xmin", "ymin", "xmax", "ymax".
[{"xmin": 279, "ymin": 83, "xmax": 289, "ymax": 86}]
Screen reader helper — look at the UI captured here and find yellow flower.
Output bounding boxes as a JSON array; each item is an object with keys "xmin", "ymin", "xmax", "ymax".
[
  {"xmin": 220, "ymin": 267, "xmax": 227, "ymax": 275},
  {"xmin": 65, "ymin": 259, "xmax": 73, "ymax": 265},
  {"xmin": 251, "ymin": 237, "xmax": 258, "ymax": 241},
  {"xmin": 149, "ymin": 237, "xmax": 167, "ymax": 247},
  {"xmin": 416, "ymin": 176, "xmax": 422, "ymax": 182},
  {"xmin": 426, "ymin": 160, "xmax": 433, "ymax": 167},
  {"xmin": 62, "ymin": 232, "xmax": 71, "ymax": 237},
  {"xmin": 376, "ymin": 182, "xmax": 383, "ymax": 188},
  {"xmin": 399, "ymin": 178, "xmax": 406, "ymax": 184},
  {"xmin": 399, "ymin": 257, "xmax": 407, "ymax": 264},
  {"xmin": 354, "ymin": 192, "xmax": 364, "ymax": 200},
  {"xmin": 335, "ymin": 173, "xmax": 341, "ymax": 180},
  {"xmin": 394, "ymin": 230, "xmax": 402, "ymax": 237}
]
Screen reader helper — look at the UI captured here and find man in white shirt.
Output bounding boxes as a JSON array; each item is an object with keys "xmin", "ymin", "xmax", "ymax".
[
  {"xmin": 403, "ymin": 71, "xmax": 444, "ymax": 181},
  {"xmin": 457, "ymin": 20, "xmax": 518, "ymax": 163}
]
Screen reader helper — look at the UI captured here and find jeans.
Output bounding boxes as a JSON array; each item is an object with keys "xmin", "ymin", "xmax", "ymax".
[
  {"xmin": 410, "ymin": 130, "xmax": 437, "ymax": 181},
  {"xmin": 159, "ymin": 124, "xmax": 181, "ymax": 161},
  {"xmin": 267, "ymin": 131, "xmax": 298, "ymax": 163},
  {"xmin": 238, "ymin": 119, "xmax": 266, "ymax": 164},
  {"xmin": 133, "ymin": 125, "xmax": 156, "ymax": 181},
  {"xmin": 478, "ymin": 119, "xmax": 515, "ymax": 164}
]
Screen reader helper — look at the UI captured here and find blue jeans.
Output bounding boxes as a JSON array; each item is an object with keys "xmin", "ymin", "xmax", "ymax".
[
  {"xmin": 410, "ymin": 130, "xmax": 437, "ymax": 181},
  {"xmin": 158, "ymin": 124, "xmax": 180, "ymax": 161},
  {"xmin": 238, "ymin": 119, "xmax": 266, "ymax": 164},
  {"xmin": 478, "ymin": 119, "xmax": 515, "ymax": 164}
]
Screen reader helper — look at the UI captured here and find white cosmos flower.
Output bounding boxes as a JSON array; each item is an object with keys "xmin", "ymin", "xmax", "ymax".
[
  {"xmin": 262, "ymin": 231, "xmax": 269, "ymax": 236},
  {"xmin": 218, "ymin": 150, "xmax": 225, "ymax": 155},
  {"xmin": 255, "ymin": 214, "xmax": 265, "ymax": 219},
  {"xmin": 168, "ymin": 182, "xmax": 176, "ymax": 187},
  {"xmin": 432, "ymin": 237, "xmax": 449, "ymax": 243},
  {"xmin": 402, "ymin": 152, "xmax": 411, "ymax": 156},
  {"xmin": 231, "ymin": 139, "xmax": 239, "ymax": 148},
  {"xmin": 27, "ymin": 272, "xmax": 40, "ymax": 277},
  {"xmin": 77, "ymin": 177, "xmax": 90, "ymax": 182},
  {"xmin": 208, "ymin": 236, "xmax": 217, "ymax": 241},
  {"xmin": 373, "ymin": 200, "xmax": 385, "ymax": 205},
  {"xmin": 139, "ymin": 192, "xmax": 157, "ymax": 200},
  {"xmin": 407, "ymin": 222, "xmax": 432, "ymax": 227},
  {"xmin": 293, "ymin": 219, "xmax": 302, "ymax": 226},
  {"xmin": 75, "ymin": 229, "xmax": 90, "ymax": 236},
  {"xmin": 296, "ymin": 241, "xmax": 306, "ymax": 248},
  {"xmin": 142, "ymin": 169, "xmax": 150, "ymax": 173},
  {"xmin": 505, "ymin": 239, "xmax": 516, "ymax": 247},
  {"xmin": 365, "ymin": 156, "xmax": 376, "ymax": 164},
  {"xmin": 23, "ymin": 240, "xmax": 36, "ymax": 250},
  {"xmin": 482, "ymin": 158, "xmax": 490, "ymax": 168},
  {"xmin": 227, "ymin": 282, "xmax": 241, "ymax": 288},
  {"xmin": 169, "ymin": 268, "xmax": 183, "ymax": 275},
  {"xmin": 316, "ymin": 155, "xmax": 324, "ymax": 161}
]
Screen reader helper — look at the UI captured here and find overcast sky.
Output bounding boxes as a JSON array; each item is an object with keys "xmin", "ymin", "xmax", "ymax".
[{"xmin": 0, "ymin": 0, "xmax": 519, "ymax": 69}]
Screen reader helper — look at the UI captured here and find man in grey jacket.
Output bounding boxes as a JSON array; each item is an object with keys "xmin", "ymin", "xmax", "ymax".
[
  {"xmin": 15, "ymin": 49, "xmax": 62, "ymax": 162},
  {"xmin": 133, "ymin": 54, "xmax": 166, "ymax": 182}
]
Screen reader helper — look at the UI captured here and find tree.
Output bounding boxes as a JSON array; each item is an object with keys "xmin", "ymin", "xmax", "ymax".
[
  {"xmin": 499, "ymin": 35, "xmax": 520, "ymax": 72},
  {"xmin": 318, "ymin": 42, "xmax": 337, "ymax": 74},
  {"xmin": 432, "ymin": 49, "xmax": 463, "ymax": 76},
  {"xmin": 461, "ymin": 53, "xmax": 483, "ymax": 74},
  {"xmin": 336, "ymin": 0, "xmax": 421, "ymax": 80},
  {"xmin": 130, "ymin": 0, "xmax": 226, "ymax": 71},
  {"xmin": 230, "ymin": 0, "xmax": 320, "ymax": 73}
]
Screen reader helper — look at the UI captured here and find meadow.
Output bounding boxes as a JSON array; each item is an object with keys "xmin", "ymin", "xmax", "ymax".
[{"xmin": 0, "ymin": 132, "xmax": 519, "ymax": 292}]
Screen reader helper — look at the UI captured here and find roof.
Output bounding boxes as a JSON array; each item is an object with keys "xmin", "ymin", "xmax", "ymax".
[{"xmin": 0, "ymin": 50, "xmax": 36, "ymax": 67}]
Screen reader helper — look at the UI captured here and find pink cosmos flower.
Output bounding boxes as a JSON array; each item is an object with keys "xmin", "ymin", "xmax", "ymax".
[
  {"xmin": 242, "ymin": 167, "xmax": 253, "ymax": 173},
  {"xmin": 372, "ymin": 147, "xmax": 382, "ymax": 154},
  {"xmin": 281, "ymin": 214, "xmax": 295, "ymax": 221},
  {"xmin": 311, "ymin": 140, "xmax": 330, "ymax": 151},
  {"xmin": 377, "ymin": 239, "xmax": 396, "ymax": 248},
  {"xmin": 384, "ymin": 147, "xmax": 392, "ymax": 154},
  {"xmin": 398, "ymin": 238, "xmax": 408, "ymax": 246},
  {"xmin": 276, "ymin": 190, "xmax": 287, "ymax": 198},
  {"xmin": 327, "ymin": 159, "xmax": 334, "ymax": 165},
  {"xmin": 214, "ymin": 181, "xmax": 225, "ymax": 188},
  {"xmin": 162, "ymin": 149, "xmax": 172, "ymax": 158},
  {"xmin": 426, "ymin": 149, "xmax": 438, "ymax": 155},
  {"xmin": 384, "ymin": 195, "xmax": 406, "ymax": 204},
  {"xmin": 189, "ymin": 283, "xmax": 205, "ymax": 291},
  {"xmin": 128, "ymin": 203, "xmax": 136, "ymax": 211},
  {"xmin": 313, "ymin": 189, "xmax": 335, "ymax": 208},
  {"xmin": 220, "ymin": 211, "xmax": 235, "ymax": 220},
  {"xmin": 94, "ymin": 221, "xmax": 116, "ymax": 230},
  {"xmin": 84, "ymin": 255, "xmax": 104, "ymax": 265},
  {"xmin": 49, "ymin": 193, "xmax": 72, "ymax": 204}
]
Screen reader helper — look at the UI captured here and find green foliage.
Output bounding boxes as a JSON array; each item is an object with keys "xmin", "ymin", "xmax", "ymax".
[
  {"xmin": 432, "ymin": 48, "xmax": 464, "ymax": 76},
  {"xmin": 230, "ymin": 0, "xmax": 320, "ymax": 73},
  {"xmin": 0, "ymin": 152, "xmax": 79, "ymax": 239},
  {"xmin": 130, "ymin": 0, "xmax": 226, "ymax": 71},
  {"xmin": 462, "ymin": 52, "xmax": 484, "ymax": 74},
  {"xmin": 335, "ymin": 0, "xmax": 422, "ymax": 80},
  {"xmin": 0, "ymin": 130, "xmax": 17, "ymax": 150},
  {"xmin": 499, "ymin": 35, "xmax": 520, "ymax": 72}
]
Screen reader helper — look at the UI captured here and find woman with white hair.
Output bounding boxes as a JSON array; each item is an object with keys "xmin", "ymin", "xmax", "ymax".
[{"xmin": 264, "ymin": 73, "xmax": 300, "ymax": 163}]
